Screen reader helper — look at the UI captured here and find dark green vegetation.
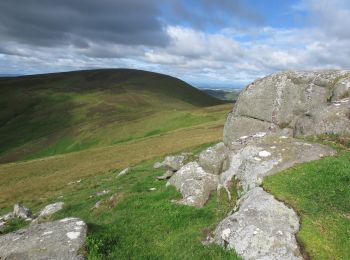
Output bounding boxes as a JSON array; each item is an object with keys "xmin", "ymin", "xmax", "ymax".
[
  {"xmin": 0, "ymin": 69, "xmax": 226, "ymax": 163},
  {"xmin": 202, "ymin": 89, "xmax": 240, "ymax": 101},
  {"xmin": 264, "ymin": 135, "xmax": 350, "ymax": 259}
]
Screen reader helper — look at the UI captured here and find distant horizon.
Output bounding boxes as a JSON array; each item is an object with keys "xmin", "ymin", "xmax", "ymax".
[{"xmin": 0, "ymin": 68, "xmax": 246, "ymax": 90}]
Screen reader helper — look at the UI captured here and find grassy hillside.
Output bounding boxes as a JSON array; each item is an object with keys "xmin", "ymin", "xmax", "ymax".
[
  {"xmin": 202, "ymin": 89, "xmax": 240, "ymax": 101},
  {"xmin": 0, "ymin": 69, "xmax": 225, "ymax": 163}
]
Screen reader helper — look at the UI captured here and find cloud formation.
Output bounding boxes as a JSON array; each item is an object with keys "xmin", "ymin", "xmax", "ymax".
[{"xmin": 1, "ymin": 0, "xmax": 350, "ymax": 87}]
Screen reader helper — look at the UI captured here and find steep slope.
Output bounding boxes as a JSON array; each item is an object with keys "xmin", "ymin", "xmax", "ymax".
[{"xmin": 0, "ymin": 69, "xmax": 224, "ymax": 162}]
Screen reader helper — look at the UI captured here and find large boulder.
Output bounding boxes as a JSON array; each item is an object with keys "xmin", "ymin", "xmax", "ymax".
[
  {"xmin": 0, "ymin": 217, "xmax": 87, "ymax": 259},
  {"xmin": 224, "ymin": 70, "xmax": 350, "ymax": 146},
  {"xmin": 167, "ymin": 162, "xmax": 218, "ymax": 207},
  {"xmin": 209, "ymin": 187, "xmax": 302, "ymax": 260},
  {"xmin": 199, "ymin": 142, "xmax": 227, "ymax": 175}
]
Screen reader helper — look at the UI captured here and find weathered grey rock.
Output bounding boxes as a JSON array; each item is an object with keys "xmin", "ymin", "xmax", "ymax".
[
  {"xmin": 0, "ymin": 212, "xmax": 14, "ymax": 222},
  {"xmin": 162, "ymin": 155, "xmax": 186, "ymax": 171},
  {"xmin": 13, "ymin": 204, "xmax": 32, "ymax": 220},
  {"xmin": 295, "ymin": 98, "xmax": 350, "ymax": 136},
  {"xmin": 199, "ymin": 142, "xmax": 227, "ymax": 175},
  {"xmin": 0, "ymin": 217, "xmax": 87, "ymax": 260},
  {"xmin": 209, "ymin": 187, "xmax": 302, "ymax": 260},
  {"xmin": 207, "ymin": 134, "xmax": 335, "ymax": 258},
  {"xmin": 220, "ymin": 135, "xmax": 335, "ymax": 194},
  {"xmin": 167, "ymin": 162, "xmax": 218, "ymax": 207},
  {"xmin": 156, "ymin": 169, "xmax": 174, "ymax": 180},
  {"xmin": 118, "ymin": 167, "xmax": 130, "ymax": 177},
  {"xmin": 38, "ymin": 202, "xmax": 64, "ymax": 219},
  {"xmin": 224, "ymin": 70, "xmax": 350, "ymax": 145}
]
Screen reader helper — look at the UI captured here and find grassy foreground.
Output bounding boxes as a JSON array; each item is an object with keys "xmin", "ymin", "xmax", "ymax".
[
  {"xmin": 1, "ymin": 143, "xmax": 240, "ymax": 259},
  {"xmin": 264, "ymin": 136, "xmax": 350, "ymax": 259}
]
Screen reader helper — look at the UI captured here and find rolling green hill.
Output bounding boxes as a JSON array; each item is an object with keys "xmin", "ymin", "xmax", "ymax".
[
  {"xmin": 202, "ymin": 89, "xmax": 240, "ymax": 101},
  {"xmin": 0, "ymin": 69, "xmax": 226, "ymax": 163}
]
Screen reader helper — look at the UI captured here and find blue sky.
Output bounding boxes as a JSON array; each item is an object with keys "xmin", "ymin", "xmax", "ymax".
[{"xmin": 0, "ymin": 0, "xmax": 350, "ymax": 88}]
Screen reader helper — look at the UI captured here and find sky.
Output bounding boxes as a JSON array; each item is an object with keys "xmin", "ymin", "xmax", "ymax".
[{"xmin": 1, "ymin": 0, "xmax": 350, "ymax": 88}]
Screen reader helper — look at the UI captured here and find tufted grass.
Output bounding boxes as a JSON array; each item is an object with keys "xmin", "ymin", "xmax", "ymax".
[{"xmin": 264, "ymin": 137, "xmax": 350, "ymax": 259}]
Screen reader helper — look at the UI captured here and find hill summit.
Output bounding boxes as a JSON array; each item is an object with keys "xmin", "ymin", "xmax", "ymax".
[{"xmin": 0, "ymin": 69, "xmax": 224, "ymax": 162}]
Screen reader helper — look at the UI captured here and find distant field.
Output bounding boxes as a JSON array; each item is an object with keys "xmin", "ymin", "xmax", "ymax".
[
  {"xmin": 0, "ymin": 103, "xmax": 232, "ymax": 210},
  {"xmin": 0, "ymin": 69, "xmax": 227, "ymax": 163}
]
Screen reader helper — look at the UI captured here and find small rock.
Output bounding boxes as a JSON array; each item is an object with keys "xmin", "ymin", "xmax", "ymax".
[
  {"xmin": 162, "ymin": 155, "xmax": 186, "ymax": 171},
  {"xmin": 156, "ymin": 170, "xmax": 174, "ymax": 180},
  {"xmin": 13, "ymin": 204, "xmax": 32, "ymax": 219},
  {"xmin": 38, "ymin": 202, "xmax": 65, "ymax": 219},
  {"xmin": 91, "ymin": 201, "xmax": 103, "ymax": 211},
  {"xmin": 149, "ymin": 188, "xmax": 156, "ymax": 191},
  {"xmin": 0, "ymin": 212, "xmax": 14, "ymax": 222},
  {"xmin": 96, "ymin": 190, "xmax": 111, "ymax": 196},
  {"xmin": 117, "ymin": 168, "xmax": 130, "ymax": 177}
]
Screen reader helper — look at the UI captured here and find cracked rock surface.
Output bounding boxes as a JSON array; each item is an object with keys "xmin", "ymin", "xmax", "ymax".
[
  {"xmin": 211, "ymin": 187, "xmax": 302, "ymax": 260},
  {"xmin": 0, "ymin": 217, "xmax": 87, "ymax": 260},
  {"xmin": 224, "ymin": 70, "xmax": 350, "ymax": 146},
  {"xmin": 167, "ymin": 161, "xmax": 218, "ymax": 207}
]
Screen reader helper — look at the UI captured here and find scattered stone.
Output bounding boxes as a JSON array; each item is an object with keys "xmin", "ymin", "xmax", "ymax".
[
  {"xmin": 0, "ymin": 217, "xmax": 87, "ymax": 259},
  {"xmin": 91, "ymin": 200, "xmax": 103, "ymax": 211},
  {"xmin": 118, "ymin": 167, "xmax": 130, "ymax": 177},
  {"xmin": 167, "ymin": 162, "xmax": 218, "ymax": 207},
  {"xmin": 13, "ymin": 204, "xmax": 32, "ymax": 220},
  {"xmin": 199, "ymin": 142, "xmax": 227, "ymax": 175},
  {"xmin": 96, "ymin": 190, "xmax": 111, "ymax": 196},
  {"xmin": 38, "ymin": 202, "xmax": 65, "ymax": 219},
  {"xmin": 156, "ymin": 170, "xmax": 174, "ymax": 180},
  {"xmin": 68, "ymin": 179, "xmax": 82, "ymax": 185},
  {"xmin": 0, "ymin": 212, "xmax": 14, "ymax": 222}
]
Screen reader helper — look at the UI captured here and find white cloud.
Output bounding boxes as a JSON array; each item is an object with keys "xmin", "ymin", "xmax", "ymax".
[{"xmin": 2, "ymin": 0, "xmax": 350, "ymax": 87}]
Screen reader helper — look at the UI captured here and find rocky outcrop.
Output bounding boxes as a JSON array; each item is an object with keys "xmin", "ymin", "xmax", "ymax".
[
  {"xmin": 167, "ymin": 162, "xmax": 218, "ymax": 207},
  {"xmin": 210, "ymin": 187, "xmax": 301, "ymax": 259},
  {"xmin": 224, "ymin": 70, "xmax": 350, "ymax": 146},
  {"xmin": 0, "ymin": 217, "xmax": 86, "ymax": 259},
  {"xmin": 193, "ymin": 70, "xmax": 347, "ymax": 259},
  {"xmin": 206, "ymin": 133, "xmax": 335, "ymax": 259}
]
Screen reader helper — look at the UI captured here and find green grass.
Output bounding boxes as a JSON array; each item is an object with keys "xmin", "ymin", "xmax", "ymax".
[
  {"xmin": 264, "ymin": 139, "xmax": 350, "ymax": 259},
  {"xmin": 0, "ymin": 69, "xmax": 226, "ymax": 163},
  {"xmin": 1, "ymin": 144, "xmax": 240, "ymax": 259}
]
